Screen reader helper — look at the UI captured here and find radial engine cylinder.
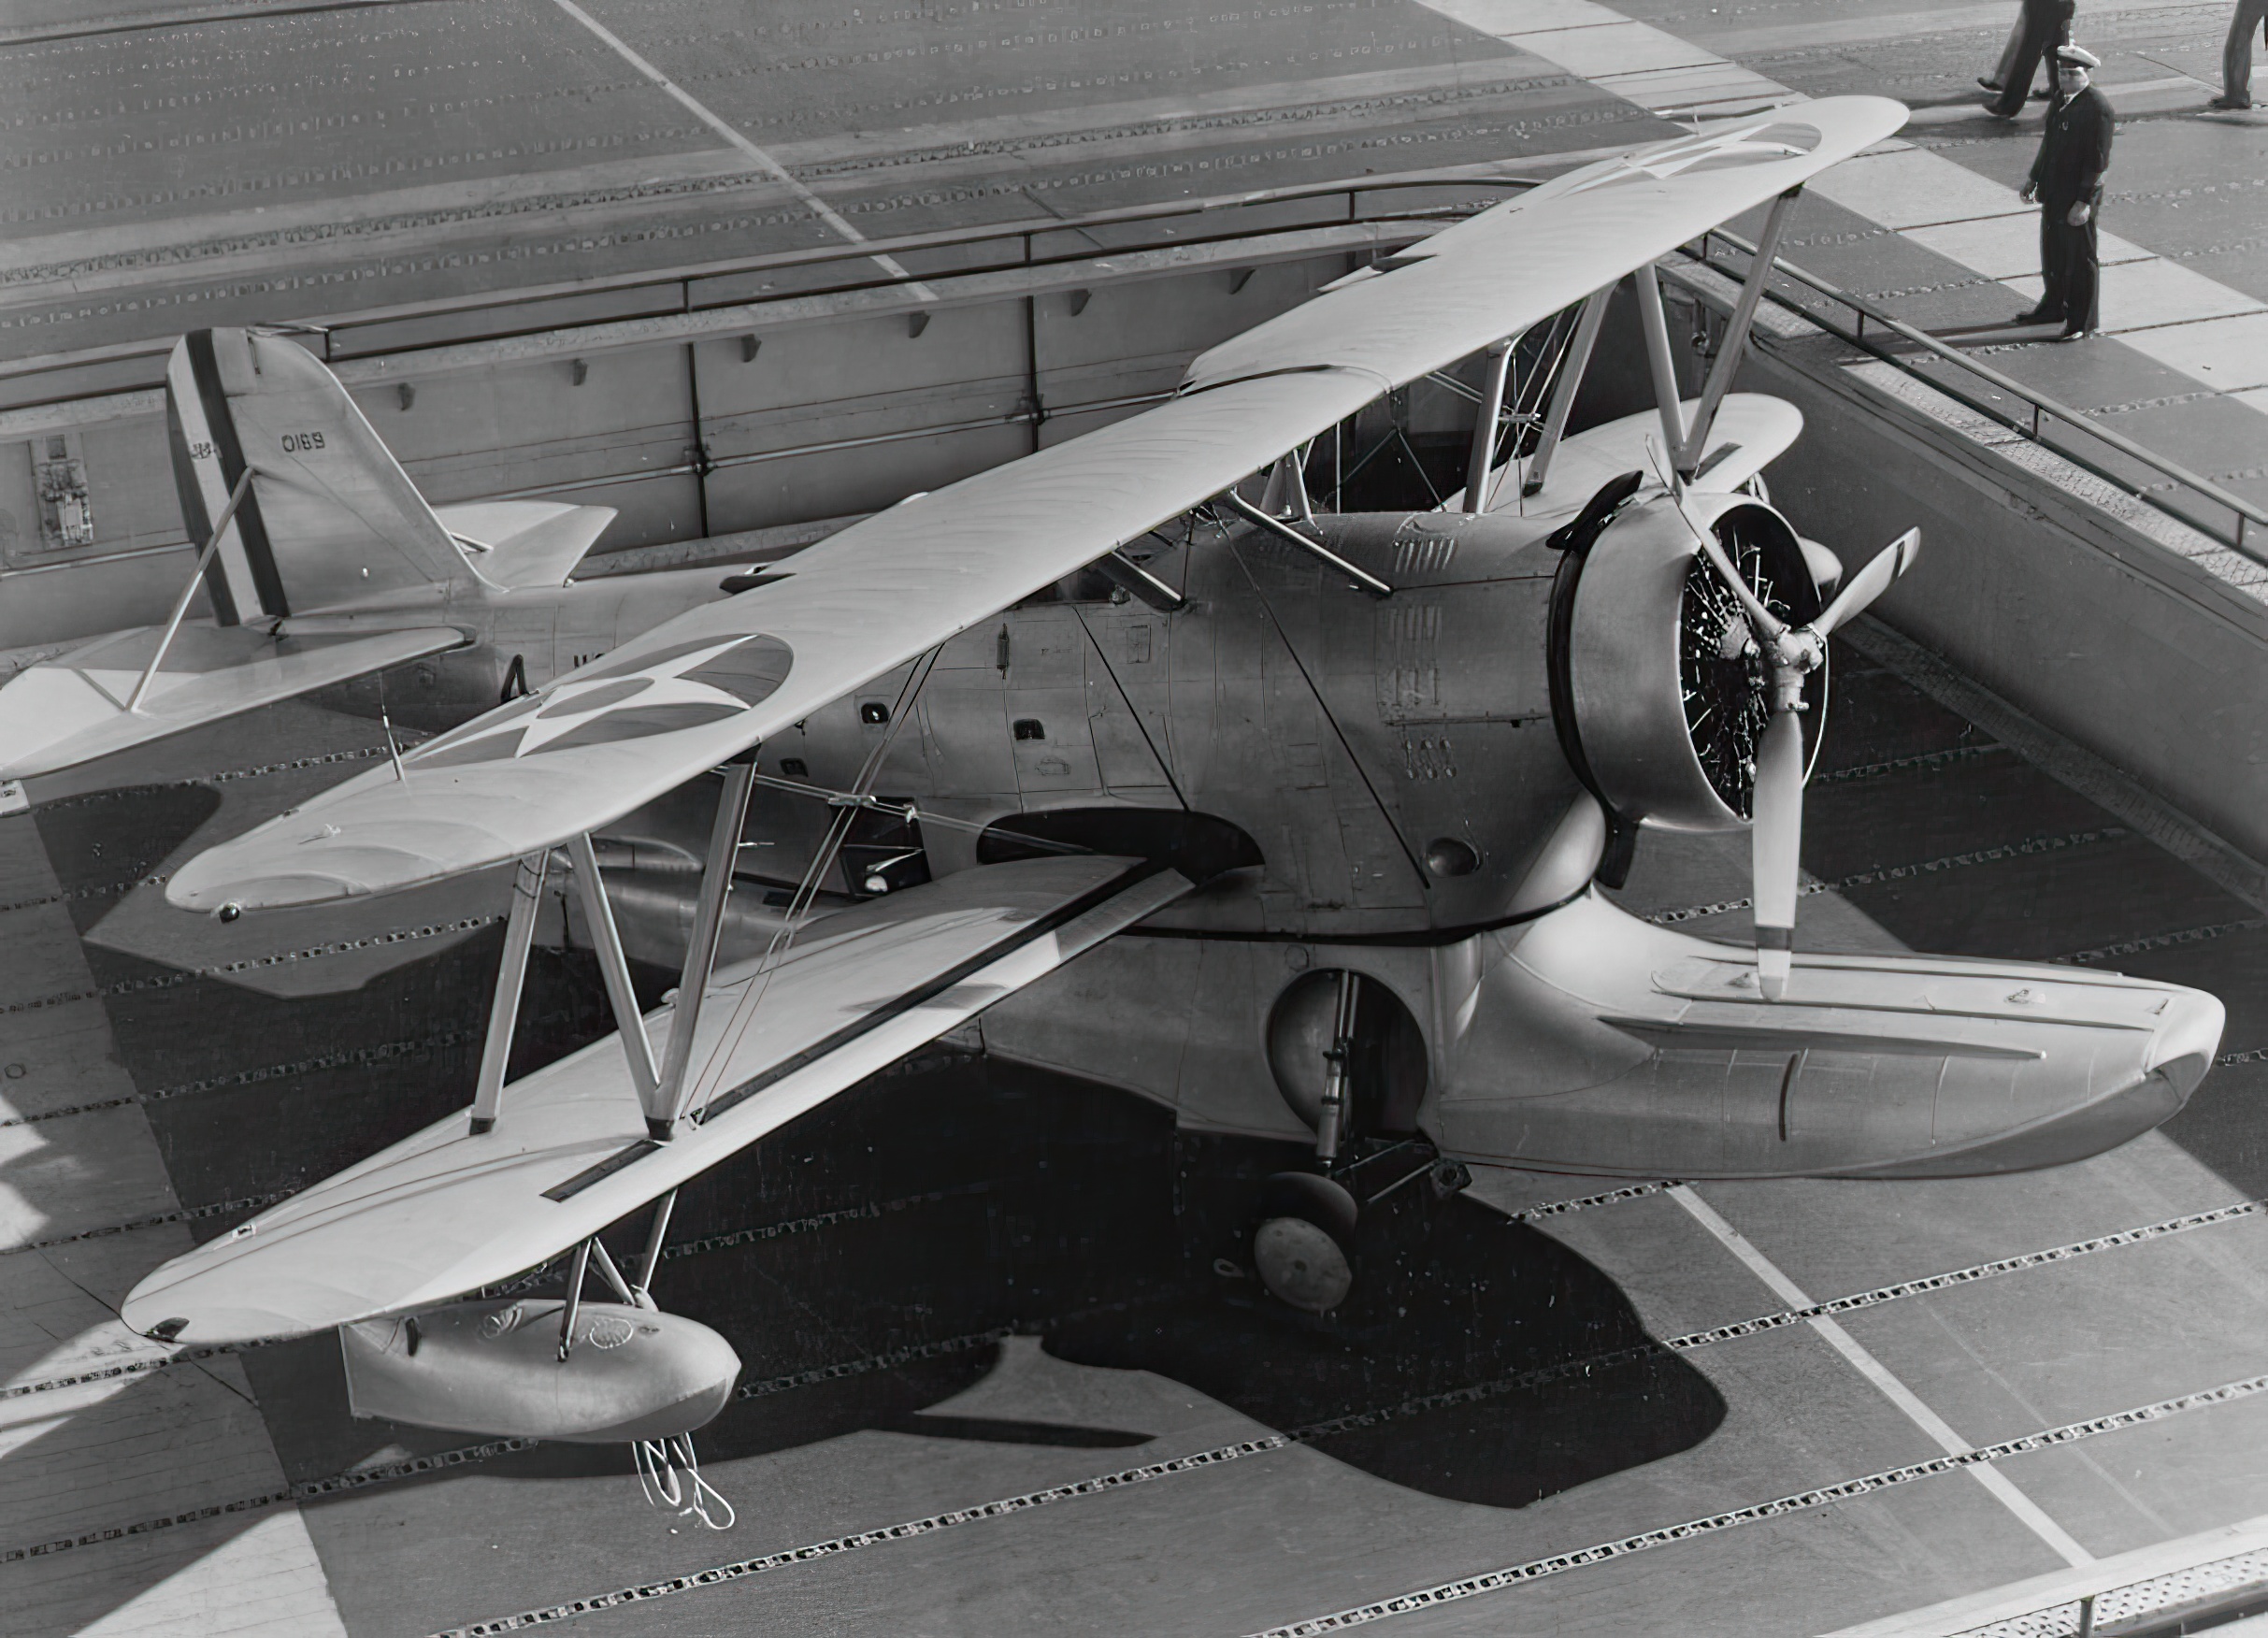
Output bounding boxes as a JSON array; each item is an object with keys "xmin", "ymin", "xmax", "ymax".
[
  {"xmin": 339, "ymin": 1298, "xmax": 740, "ymax": 1443},
  {"xmin": 1551, "ymin": 493, "xmax": 1825, "ymax": 833}
]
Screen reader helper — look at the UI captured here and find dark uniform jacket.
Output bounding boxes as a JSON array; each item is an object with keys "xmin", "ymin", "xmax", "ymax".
[{"xmin": 2030, "ymin": 83, "xmax": 2114, "ymax": 204}]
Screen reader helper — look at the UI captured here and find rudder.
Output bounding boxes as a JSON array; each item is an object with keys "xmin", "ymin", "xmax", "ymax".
[{"xmin": 167, "ymin": 329, "xmax": 480, "ymax": 623}]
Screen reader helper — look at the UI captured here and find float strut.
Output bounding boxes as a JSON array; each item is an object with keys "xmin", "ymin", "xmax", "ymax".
[
  {"xmin": 633, "ymin": 1189, "xmax": 678, "ymax": 1303},
  {"xmin": 558, "ymin": 1238, "xmax": 593, "ymax": 1361},
  {"xmin": 588, "ymin": 1237, "xmax": 642, "ymax": 1307}
]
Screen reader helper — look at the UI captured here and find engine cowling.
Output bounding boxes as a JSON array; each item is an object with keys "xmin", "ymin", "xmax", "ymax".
[{"xmin": 1548, "ymin": 492, "xmax": 1826, "ymax": 833}]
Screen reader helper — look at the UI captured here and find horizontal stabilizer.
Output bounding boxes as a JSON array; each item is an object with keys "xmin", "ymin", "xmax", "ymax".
[
  {"xmin": 0, "ymin": 623, "xmax": 465, "ymax": 779},
  {"xmin": 122, "ymin": 855, "xmax": 1190, "ymax": 1344},
  {"xmin": 168, "ymin": 97, "xmax": 1907, "ymax": 912},
  {"xmin": 432, "ymin": 501, "xmax": 615, "ymax": 590}
]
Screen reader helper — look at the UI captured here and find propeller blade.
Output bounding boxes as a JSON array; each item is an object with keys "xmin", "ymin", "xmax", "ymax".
[
  {"xmin": 1813, "ymin": 526, "xmax": 1920, "ymax": 638},
  {"xmin": 1750, "ymin": 706, "xmax": 1807, "ymax": 1001},
  {"xmin": 1693, "ymin": 517, "xmax": 1789, "ymax": 644},
  {"xmin": 1646, "ymin": 452, "xmax": 1790, "ymax": 644}
]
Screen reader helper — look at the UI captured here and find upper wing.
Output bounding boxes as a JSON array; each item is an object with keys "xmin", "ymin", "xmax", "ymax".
[
  {"xmin": 0, "ymin": 624, "xmax": 466, "ymax": 780},
  {"xmin": 1180, "ymin": 103, "xmax": 1895, "ymax": 394},
  {"xmin": 122, "ymin": 855, "xmax": 1190, "ymax": 1344},
  {"xmin": 169, "ymin": 97, "xmax": 1905, "ymax": 913}
]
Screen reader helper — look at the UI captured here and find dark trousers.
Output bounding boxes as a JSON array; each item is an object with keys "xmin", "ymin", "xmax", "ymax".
[
  {"xmin": 2039, "ymin": 200, "xmax": 2101, "ymax": 330},
  {"xmin": 2226, "ymin": 0, "xmax": 2268, "ymax": 102},
  {"xmin": 1990, "ymin": 0, "xmax": 2074, "ymax": 114}
]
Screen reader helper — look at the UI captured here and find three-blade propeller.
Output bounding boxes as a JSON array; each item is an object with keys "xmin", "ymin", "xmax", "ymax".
[{"xmin": 1674, "ymin": 489, "xmax": 1919, "ymax": 999}]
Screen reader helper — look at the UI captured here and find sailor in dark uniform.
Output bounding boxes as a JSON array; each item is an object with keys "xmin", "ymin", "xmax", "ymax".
[{"xmin": 2016, "ymin": 45, "xmax": 2114, "ymax": 339}]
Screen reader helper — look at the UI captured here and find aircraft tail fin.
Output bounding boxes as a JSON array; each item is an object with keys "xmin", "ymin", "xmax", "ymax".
[{"xmin": 166, "ymin": 329, "xmax": 483, "ymax": 624}]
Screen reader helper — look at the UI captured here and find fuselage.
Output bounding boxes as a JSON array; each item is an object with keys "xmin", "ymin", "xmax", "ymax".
[
  {"xmin": 567, "ymin": 502, "xmax": 2223, "ymax": 1185},
  {"xmin": 305, "ymin": 564, "xmax": 739, "ymax": 734}
]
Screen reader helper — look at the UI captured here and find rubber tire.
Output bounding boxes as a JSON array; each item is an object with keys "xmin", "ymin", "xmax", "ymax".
[
  {"xmin": 1256, "ymin": 1171, "xmax": 1358, "ymax": 1250},
  {"xmin": 1253, "ymin": 1171, "xmax": 1360, "ymax": 1314},
  {"xmin": 1254, "ymin": 1216, "xmax": 1355, "ymax": 1314}
]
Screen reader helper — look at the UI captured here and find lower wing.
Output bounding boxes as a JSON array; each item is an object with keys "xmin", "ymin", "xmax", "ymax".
[
  {"xmin": 0, "ymin": 623, "xmax": 466, "ymax": 779},
  {"xmin": 121, "ymin": 853, "xmax": 1190, "ymax": 1345}
]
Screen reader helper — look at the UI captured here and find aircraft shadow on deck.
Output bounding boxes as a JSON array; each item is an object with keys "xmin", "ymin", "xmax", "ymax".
[{"xmin": 36, "ymin": 784, "xmax": 1723, "ymax": 1517}]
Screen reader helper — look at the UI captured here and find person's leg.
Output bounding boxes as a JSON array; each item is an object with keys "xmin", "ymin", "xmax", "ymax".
[
  {"xmin": 1990, "ymin": 0, "xmax": 2049, "ymax": 113},
  {"xmin": 2062, "ymin": 215, "xmax": 2100, "ymax": 333},
  {"xmin": 1983, "ymin": 9, "xmax": 2024, "ymax": 88},
  {"xmin": 2024, "ymin": 205, "xmax": 2068, "ymax": 321},
  {"xmin": 2218, "ymin": 0, "xmax": 2268, "ymax": 104}
]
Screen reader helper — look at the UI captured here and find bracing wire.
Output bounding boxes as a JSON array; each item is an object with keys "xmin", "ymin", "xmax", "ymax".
[{"xmin": 682, "ymin": 646, "xmax": 944, "ymax": 1125}]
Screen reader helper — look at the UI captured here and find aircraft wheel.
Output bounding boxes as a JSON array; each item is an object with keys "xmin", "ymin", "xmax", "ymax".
[{"xmin": 1252, "ymin": 1171, "xmax": 1358, "ymax": 1315}]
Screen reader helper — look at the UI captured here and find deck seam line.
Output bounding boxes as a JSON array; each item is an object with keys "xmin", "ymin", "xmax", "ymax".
[
  {"xmin": 25, "ymin": 1195, "xmax": 2264, "ymax": 1567},
  {"xmin": 1672, "ymin": 1184, "xmax": 2095, "ymax": 1565},
  {"xmin": 416, "ymin": 1358, "xmax": 2268, "ymax": 1636},
  {"xmin": 1245, "ymin": 1368, "xmax": 2268, "ymax": 1635},
  {"xmin": 542, "ymin": 0, "xmax": 932, "ymax": 298},
  {"xmin": 1644, "ymin": 824, "xmax": 2126, "ymax": 924}
]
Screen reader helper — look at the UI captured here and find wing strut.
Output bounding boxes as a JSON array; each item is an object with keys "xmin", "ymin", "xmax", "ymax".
[
  {"xmin": 468, "ymin": 854, "xmax": 547, "ymax": 1135},
  {"xmin": 567, "ymin": 833, "xmax": 661, "ymax": 1106},
  {"xmin": 649, "ymin": 760, "xmax": 758, "ymax": 1139},
  {"xmin": 1523, "ymin": 289, "xmax": 1612, "ymax": 498},
  {"xmin": 1677, "ymin": 187, "xmax": 1801, "ymax": 477},
  {"xmin": 126, "ymin": 467, "xmax": 254, "ymax": 714},
  {"xmin": 1094, "ymin": 551, "xmax": 1186, "ymax": 612},
  {"xmin": 1635, "ymin": 265, "xmax": 1689, "ymax": 469},
  {"xmin": 1463, "ymin": 340, "xmax": 1514, "ymax": 518},
  {"xmin": 1219, "ymin": 490, "xmax": 1391, "ymax": 597}
]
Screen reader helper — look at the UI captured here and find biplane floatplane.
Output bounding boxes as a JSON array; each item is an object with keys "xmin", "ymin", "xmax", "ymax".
[{"xmin": 119, "ymin": 97, "xmax": 2222, "ymax": 1504}]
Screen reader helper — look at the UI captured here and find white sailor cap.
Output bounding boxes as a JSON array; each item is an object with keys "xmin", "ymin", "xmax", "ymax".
[{"xmin": 2053, "ymin": 43, "xmax": 2102, "ymax": 67}]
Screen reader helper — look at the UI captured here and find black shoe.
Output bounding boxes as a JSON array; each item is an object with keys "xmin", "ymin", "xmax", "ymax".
[
  {"xmin": 2210, "ymin": 93, "xmax": 2254, "ymax": 109},
  {"xmin": 2013, "ymin": 307, "xmax": 2067, "ymax": 325},
  {"xmin": 1983, "ymin": 101, "xmax": 2020, "ymax": 119},
  {"xmin": 1978, "ymin": 76, "xmax": 2003, "ymax": 92},
  {"xmin": 2030, "ymin": 86, "xmax": 2052, "ymax": 100},
  {"xmin": 2055, "ymin": 325, "xmax": 2097, "ymax": 341}
]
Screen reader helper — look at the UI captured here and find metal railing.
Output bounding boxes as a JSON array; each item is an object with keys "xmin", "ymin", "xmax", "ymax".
[
  {"xmin": 1692, "ymin": 227, "xmax": 2268, "ymax": 564},
  {"xmin": 0, "ymin": 164, "xmax": 1538, "ymax": 410}
]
